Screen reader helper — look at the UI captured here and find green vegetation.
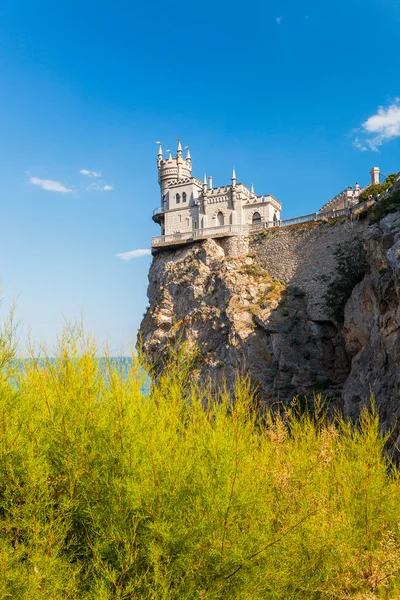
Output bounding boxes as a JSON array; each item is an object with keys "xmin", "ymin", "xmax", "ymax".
[
  {"xmin": 322, "ymin": 240, "xmax": 368, "ymax": 322},
  {"xmin": 370, "ymin": 189, "xmax": 400, "ymax": 224},
  {"xmin": 290, "ymin": 285, "xmax": 306, "ymax": 298},
  {"xmin": 0, "ymin": 323, "xmax": 400, "ymax": 598},
  {"xmin": 240, "ymin": 262, "xmax": 268, "ymax": 278},
  {"xmin": 359, "ymin": 173, "xmax": 397, "ymax": 203}
]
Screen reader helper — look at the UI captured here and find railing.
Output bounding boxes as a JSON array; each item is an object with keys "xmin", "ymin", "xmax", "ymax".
[
  {"xmin": 281, "ymin": 213, "xmax": 317, "ymax": 227},
  {"xmin": 193, "ymin": 224, "xmax": 244, "ymax": 238},
  {"xmin": 152, "ymin": 207, "xmax": 164, "ymax": 217},
  {"xmin": 248, "ymin": 221, "xmax": 274, "ymax": 231},
  {"xmin": 151, "ymin": 201, "xmax": 370, "ymax": 247}
]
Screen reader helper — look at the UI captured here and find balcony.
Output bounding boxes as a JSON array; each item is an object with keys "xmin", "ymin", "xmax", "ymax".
[{"xmin": 152, "ymin": 206, "xmax": 164, "ymax": 223}]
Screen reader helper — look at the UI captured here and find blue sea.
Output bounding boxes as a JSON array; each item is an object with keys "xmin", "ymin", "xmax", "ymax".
[{"xmin": 11, "ymin": 357, "xmax": 150, "ymax": 392}]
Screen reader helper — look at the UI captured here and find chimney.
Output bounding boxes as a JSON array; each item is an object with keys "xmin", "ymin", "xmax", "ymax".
[{"xmin": 370, "ymin": 167, "xmax": 380, "ymax": 185}]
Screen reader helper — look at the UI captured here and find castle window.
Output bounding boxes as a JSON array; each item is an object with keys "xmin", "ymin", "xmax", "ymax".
[
  {"xmin": 182, "ymin": 192, "xmax": 187, "ymax": 202},
  {"xmin": 273, "ymin": 212, "xmax": 278, "ymax": 225},
  {"xmin": 252, "ymin": 212, "xmax": 262, "ymax": 224},
  {"xmin": 217, "ymin": 211, "xmax": 224, "ymax": 226},
  {"xmin": 176, "ymin": 193, "xmax": 180, "ymax": 204}
]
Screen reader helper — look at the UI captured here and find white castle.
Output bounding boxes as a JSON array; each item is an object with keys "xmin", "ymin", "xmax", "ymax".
[
  {"xmin": 152, "ymin": 140, "xmax": 282, "ymax": 249},
  {"xmin": 151, "ymin": 140, "xmax": 388, "ymax": 252}
]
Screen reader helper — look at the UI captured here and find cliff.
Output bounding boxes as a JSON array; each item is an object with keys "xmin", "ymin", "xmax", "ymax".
[{"xmin": 139, "ymin": 211, "xmax": 400, "ymax": 443}]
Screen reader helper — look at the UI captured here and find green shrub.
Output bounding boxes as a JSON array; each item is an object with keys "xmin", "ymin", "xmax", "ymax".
[
  {"xmin": 359, "ymin": 173, "xmax": 397, "ymax": 202},
  {"xmin": 290, "ymin": 285, "xmax": 306, "ymax": 298},
  {"xmin": 0, "ymin": 324, "xmax": 400, "ymax": 598},
  {"xmin": 240, "ymin": 262, "xmax": 267, "ymax": 278},
  {"xmin": 370, "ymin": 189, "xmax": 400, "ymax": 224},
  {"xmin": 322, "ymin": 240, "xmax": 368, "ymax": 322}
]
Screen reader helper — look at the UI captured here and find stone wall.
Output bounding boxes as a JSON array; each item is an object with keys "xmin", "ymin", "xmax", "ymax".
[{"xmin": 247, "ymin": 220, "xmax": 364, "ymax": 320}]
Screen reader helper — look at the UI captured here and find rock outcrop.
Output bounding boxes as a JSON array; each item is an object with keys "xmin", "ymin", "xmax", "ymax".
[
  {"xmin": 342, "ymin": 212, "xmax": 400, "ymax": 441},
  {"xmin": 139, "ymin": 212, "xmax": 400, "ymax": 437}
]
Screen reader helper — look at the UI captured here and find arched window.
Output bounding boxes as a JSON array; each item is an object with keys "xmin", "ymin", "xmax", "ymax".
[
  {"xmin": 176, "ymin": 193, "xmax": 180, "ymax": 204},
  {"xmin": 252, "ymin": 212, "xmax": 262, "ymax": 224},
  {"xmin": 273, "ymin": 212, "xmax": 278, "ymax": 225},
  {"xmin": 217, "ymin": 211, "xmax": 224, "ymax": 226},
  {"xmin": 182, "ymin": 192, "xmax": 187, "ymax": 202}
]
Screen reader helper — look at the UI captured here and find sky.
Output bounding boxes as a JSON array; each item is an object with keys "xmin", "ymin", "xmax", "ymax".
[{"xmin": 0, "ymin": 0, "xmax": 399, "ymax": 354}]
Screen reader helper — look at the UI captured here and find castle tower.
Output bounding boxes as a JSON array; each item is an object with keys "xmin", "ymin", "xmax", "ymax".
[
  {"xmin": 370, "ymin": 167, "xmax": 380, "ymax": 185},
  {"xmin": 157, "ymin": 139, "xmax": 192, "ymax": 196}
]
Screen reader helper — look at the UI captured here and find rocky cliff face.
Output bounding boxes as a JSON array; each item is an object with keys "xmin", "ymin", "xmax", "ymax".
[
  {"xmin": 342, "ymin": 212, "xmax": 400, "ymax": 441},
  {"xmin": 139, "ymin": 212, "xmax": 400, "ymax": 439}
]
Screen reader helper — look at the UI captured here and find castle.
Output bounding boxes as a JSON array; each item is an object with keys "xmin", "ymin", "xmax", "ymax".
[
  {"xmin": 151, "ymin": 140, "xmax": 385, "ymax": 252},
  {"xmin": 152, "ymin": 140, "xmax": 281, "ymax": 250}
]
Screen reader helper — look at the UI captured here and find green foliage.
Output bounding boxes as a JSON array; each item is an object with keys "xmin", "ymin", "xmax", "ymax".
[
  {"xmin": 322, "ymin": 240, "xmax": 368, "ymax": 322},
  {"xmin": 289, "ymin": 285, "xmax": 306, "ymax": 299},
  {"xmin": 359, "ymin": 173, "xmax": 397, "ymax": 202},
  {"xmin": 0, "ymin": 323, "xmax": 400, "ymax": 598},
  {"xmin": 370, "ymin": 189, "xmax": 400, "ymax": 224},
  {"xmin": 240, "ymin": 262, "xmax": 268, "ymax": 278}
]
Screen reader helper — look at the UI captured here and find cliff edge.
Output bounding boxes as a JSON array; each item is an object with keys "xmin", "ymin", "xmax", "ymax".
[{"xmin": 139, "ymin": 211, "xmax": 400, "ymax": 440}]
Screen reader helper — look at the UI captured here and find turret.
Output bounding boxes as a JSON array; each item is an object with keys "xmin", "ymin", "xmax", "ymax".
[
  {"xmin": 370, "ymin": 166, "xmax": 380, "ymax": 185},
  {"xmin": 231, "ymin": 167, "xmax": 237, "ymax": 211},
  {"xmin": 157, "ymin": 142, "xmax": 163, "ymax": 166},
  {"xmin": 176, "ymin": 138, "xmax": 183, "ymax": 178},
  {"xmin": 157, "ymin": 138, "xmax": 192, "ymax": 193}
]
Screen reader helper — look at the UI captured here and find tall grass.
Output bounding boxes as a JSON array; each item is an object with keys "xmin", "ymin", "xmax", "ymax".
[{"xmin": 0, "ymin": 325, "xmax": 399, "ymax": 598}]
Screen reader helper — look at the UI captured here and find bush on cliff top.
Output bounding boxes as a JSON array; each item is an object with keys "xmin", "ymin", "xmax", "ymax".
[
  {"xmin": 322, "ymin": 239, "xmax": 368, "ymax": 322},
  {"xmin": 359, "ymin": 173, "xmax": 397, "ymax": 202},
  {"xmin": 1, "ymin": 323, "xmax": 400, "ymax": 599},
  {"xmin": 370, "ymin": 189, "xmax": 400, "ymax": 224}
]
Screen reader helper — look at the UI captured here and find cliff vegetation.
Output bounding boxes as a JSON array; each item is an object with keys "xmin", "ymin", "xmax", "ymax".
[{"xmin": 0, "ymin": 325, "xmax": 400, "ymax": 599}]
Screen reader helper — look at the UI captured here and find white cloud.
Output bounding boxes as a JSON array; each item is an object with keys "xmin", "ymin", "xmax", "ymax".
[
  {"xmin": 354, "ymin": 100, "xmax": 400, "ymax": 151},
  {"xmin": 87, "ymin": 182, "xmax": 114, "ymax": 192},
  {"xmin": 29, "ymin": 176, "xmax": 72, "ymax": 193},
  {"xmin": 116, "ymin": 249, "xmax": 151, "ymax": 261},
  {"xmin": 80, "ymin": 169, "xmax": 102, "ymax": 177},
  {"xmin": 276, "ymin": 16, "xmax": 281, "ymax": 24}
]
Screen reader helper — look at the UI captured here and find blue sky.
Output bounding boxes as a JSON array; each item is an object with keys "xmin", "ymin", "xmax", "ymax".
[{"xmin": 0, "ymin": 0, "xmax": 399, "ymax": 353}]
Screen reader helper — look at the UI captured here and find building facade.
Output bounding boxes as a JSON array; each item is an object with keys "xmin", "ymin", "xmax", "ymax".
[
  {"xmin": 152, "ymin": 141, "xmax": 282, "ymax": 243},
  {"xmin": 318, "ymin": 167, "xmax": 381, "ymax": 214}
]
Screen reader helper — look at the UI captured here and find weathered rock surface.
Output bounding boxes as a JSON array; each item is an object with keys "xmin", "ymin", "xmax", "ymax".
[
  {"xmin": 342, "ymin": 212, "xmax": 400, "ymax": 442},
  {"xmin": 139, "ymin": 213, "xmax": 400, "ymax": 436}
]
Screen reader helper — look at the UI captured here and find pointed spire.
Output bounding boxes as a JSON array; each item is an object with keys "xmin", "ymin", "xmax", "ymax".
[
  {"xmin": 251, "ymin": 183, "xmax": 254, "ymax": 194},
  {"xmin": 157, "ymin": 142, "xmax": 163, "ymax": 158},
  {"xmin": 185, "ymin": 146, "xmax": 191, "ymax": 161},
  {"xmin": 166, "ymin": 149, "xmax": 172, "ymax": 160},
  {"xmin": 232, "ymin": 167, "xmax": 236, "ymax": 181},
  {"xmin": 177, "ymin": 137, "xmax": 182, "ymax": 156},
  {"xmin": 203, "ymin": 173, "xmax": 207, "ymax": 185}
]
